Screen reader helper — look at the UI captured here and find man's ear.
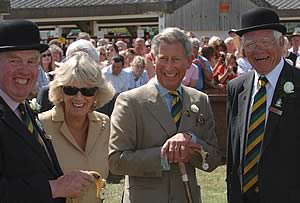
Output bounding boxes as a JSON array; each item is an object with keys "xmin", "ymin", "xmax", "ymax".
[{"xmin": 186, "ymin": 55, "xmax": 193, "ymax": 69}]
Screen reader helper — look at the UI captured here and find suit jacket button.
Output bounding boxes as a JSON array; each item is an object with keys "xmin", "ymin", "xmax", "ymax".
[{"xmin": 255, "ymin": 186, "xmax": 259, "ymax": 193}]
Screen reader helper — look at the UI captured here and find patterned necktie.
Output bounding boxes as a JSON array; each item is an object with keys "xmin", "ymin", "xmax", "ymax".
[
  {"xmin": 243, "ymin": 76, "xmax": 268, "ymax": 193},
  {"xmin": 18, "ymin": 103, "xmax": 42, "ymax": 145},
  {"xmin": 169, "ymin": 91, "xmax": 182, "ymax": 129}
]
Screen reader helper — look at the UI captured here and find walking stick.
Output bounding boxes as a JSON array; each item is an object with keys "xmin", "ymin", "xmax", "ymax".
[
  {"xmin": 178, "ymin": 162, "xmax": 193, "ymax": 203},
  {"xmin": 178, "ymin": 147, "xmax": 209, "ymax": 203}
]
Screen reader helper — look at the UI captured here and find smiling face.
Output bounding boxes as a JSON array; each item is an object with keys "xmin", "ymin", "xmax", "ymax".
[
  {"xmin": 243, "ymin": 29, "xmax": 283, "ymax": 75},
  {"xmin": 0, "ymin": 50, "xmax": 40, "ymax": 102},
  {"xmin": 155, "ymin": 41, "xmax": 192, "ymax": 91},
  {"xmin": 63, "ymin": 81, "xmax": 96, "ymax": 119}
]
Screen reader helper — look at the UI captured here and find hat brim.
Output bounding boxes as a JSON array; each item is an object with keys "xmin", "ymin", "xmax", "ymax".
[
  {"xmin": 0, "ymin": 43, "xmax": 49, "ymax": 53},
  {"xmin": 235, "ymin": 23, "xmax": 287, "ymax": 36}
]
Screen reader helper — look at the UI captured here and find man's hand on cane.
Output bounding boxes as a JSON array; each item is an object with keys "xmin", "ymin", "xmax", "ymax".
[{"xmin": 161, "ymin": 132, "xmax": 202, "ymax": 163}]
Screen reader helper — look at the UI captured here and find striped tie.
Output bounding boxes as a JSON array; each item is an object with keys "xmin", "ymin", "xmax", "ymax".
[
  {"xmin": 18, "ymin": 103, "xmax": 42, "ymax": 145},
  {"xmin": 242, "ymin": 76, "xmax": 268, "ymax": 193},
  {"xmin": 169, "ymin": 91, "xmax": 182, "ymax": 129}
]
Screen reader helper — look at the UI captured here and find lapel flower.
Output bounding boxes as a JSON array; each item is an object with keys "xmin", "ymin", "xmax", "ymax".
[
  {"xmin": 283, "ymin": 81, "xmax": 294, "ymax": 94},
  {"xmin": 184, "ymin": 104, "xmax": 199, "ymax": 117},
  {"xmin": 190, "ymin": 104, "xmax": 199, "ymax": 113},
  {"xmin": 29, "ymin": 98, "xmax": 41, "ymax": 113}
]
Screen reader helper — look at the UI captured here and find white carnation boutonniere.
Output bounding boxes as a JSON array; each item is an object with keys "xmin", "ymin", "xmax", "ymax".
[
  {"xmin": 184, "ymin": 104, "xmax": 199, "ymax": 117},
  {"xmin": 29, "ymin": 98, "xmax": 41, "ymax": 114},
  {"xmin": 283, "ymin": 81, "xmax": 294, "ymax": 94}
]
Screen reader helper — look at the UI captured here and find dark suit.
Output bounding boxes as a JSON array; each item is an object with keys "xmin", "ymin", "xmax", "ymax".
[
  {"xmin": 226, "ymin": 61, "xmax": 300, "ymax": 203},
  {"xmin": 0, "ymin": 97, "xmax": 65, "ymax": 203}
]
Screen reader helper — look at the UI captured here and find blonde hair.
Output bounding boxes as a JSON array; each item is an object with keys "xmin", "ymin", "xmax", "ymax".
[{"xmin": 49, "ymin": 51, "xmax": 115, "ymax": 109}]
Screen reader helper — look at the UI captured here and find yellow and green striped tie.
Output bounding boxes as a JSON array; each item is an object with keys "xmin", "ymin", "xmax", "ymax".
[
  {"xmin": 18, "ymin": 103, "xmax": 42, "ymax": 145},
  {"xmin": 242, "ymin": 76, "xmax": 268, "ymax": 193},
  {"xmin": 169, "ymin": 91, "xmax": 182, "ymax": 129}
]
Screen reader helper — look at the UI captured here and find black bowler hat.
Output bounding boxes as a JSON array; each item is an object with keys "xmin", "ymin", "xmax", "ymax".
[
  {"xmin": 0, "ymin": 19, "xmax": 48, "ymax": 53},
  {"xmin": 235, "ymin": 7, "xmax": 287, "ymax": 36}
]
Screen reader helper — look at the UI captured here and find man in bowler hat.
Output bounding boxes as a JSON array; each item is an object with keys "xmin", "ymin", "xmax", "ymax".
[
  {"xmin": 0, "ymin": 20, "xmax": 95, "ymax": 203},
  {"xmin": 226, "ymin": 7, "xmax": 300, "ymax": 203}
]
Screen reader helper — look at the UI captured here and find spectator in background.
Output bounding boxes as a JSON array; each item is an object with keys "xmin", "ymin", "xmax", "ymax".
[
  {"xmin": 121, "ymin": 48, "xmax": 136, "ymax": 68},
  {"xmin": 76, "ymin": 32, "xmax": 91, "ymax": 41},
  {"xmin": 144, "ymin": 40, "xmax": 152, "ymax": 54},
  {"xmin": 190, "ymin": 38, "xmax": 213, "ymax": 91},
  {"xmin": 283, "ymin": 36, "xmax": 297, "ymax": 66},
  {"xmin": 289, "ymin": 30, "xmax": 300, "ymax": 56},
  {"xmin": 97, "ymin": 38, "xmax": 109, "ymax": 47},
  {"xmin": 96, "ymin": 46, "xmax": 107, "ymax": 65},
  {"xmin": 105, "ymin": 43, "xmax": 118, "ymax": 65},
  {"xmin": 237, "ymin": 49, "xmax": 252, "ymax": 75},
  {"xmin": 182, "ymin": 62, "xmax": 198, "ymax": 88},
  {"xmin": 40, "ymin": 48, "xmax": 55, "ymax": 81},
  {"xmin": 49, "ymin": 44, "xmax": 63, "ymax": 64},
  {"xmin": 133, "ymin": 37, "xmax": 146, "ymax": 56},
  {"xmin": 124, "ymin": 55, "xmax": 148, "ymax": 89},
  {"xmin": 224, "ymin": 37, "xmax": 237, "ymax": 55},
  {"xmin": 213, "ymin": 53, "xmax": 237, "ymax": 85},
  {"xmin": 208, "ymin": 36, "xmax": 227, "ymax": 69},
  {"xmin": 116, "ymin": 40, "xmax": 127, "ymax": 52},
  {"xmin": 102, "ymin": 55, "xmax": 131, "ymax": 93},
  {"xmin": 48, "ymin": 38, "xmax": 62, "ymax": 48}
]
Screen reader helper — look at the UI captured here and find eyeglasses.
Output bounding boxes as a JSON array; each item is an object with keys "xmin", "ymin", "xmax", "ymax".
[
  {"xmin": 42, "ymin": 53, "xmax": 51, "ymax": 57},
  {"xmin": 62, "ymin": 86, "xmax": 97, "ymax": 97},
  {"xmin": 243, "ymin": 38, "xmax": 277, "ymax": 50},
  {"xmin": 100, "ymin": 52, "xmax": 106, "ymax": 56}
]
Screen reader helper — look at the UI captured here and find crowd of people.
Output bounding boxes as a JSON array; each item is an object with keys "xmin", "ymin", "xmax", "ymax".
[{"xmin": 1, "ymin": 6, "xmax": 300, "ymax": 203}]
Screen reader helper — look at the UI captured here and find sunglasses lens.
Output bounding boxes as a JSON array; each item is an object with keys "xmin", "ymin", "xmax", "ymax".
[
  {"xmin": 63, "ymin": 86, "xmax": 78, "ymax": 96},
  {"xmin": 42, "ymin": 53, "xmax": 51, "ymax": 57},
  {"xmin": 63, "ymin": 86, "xmax": 97, "ymax": 97},
  {"xmin": 80, "ymin": 87, "xmax": 97, "ymax": 97}
]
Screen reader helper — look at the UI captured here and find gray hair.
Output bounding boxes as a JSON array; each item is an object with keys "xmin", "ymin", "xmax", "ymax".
[
  {"xmin": 49, "ymin": 51, "xmax": 115, "ymax": 109},
  {"xmin": 190, "ymin": 37, "xmax": 201, "ymax": 47},
  {"xmin": 151, "ymin": 27, "xmax": 192, "ymax": 57},
  {"xmin": 66, "ymin": 39, "xmax": 99, "ymax": 62},
  {"xmin": 241, "ymin": 30, "xmax": 283, "ymax": 46},
  {"xmin": 130, "ymin": 55, "xmax": 146, "ymax": 68}
]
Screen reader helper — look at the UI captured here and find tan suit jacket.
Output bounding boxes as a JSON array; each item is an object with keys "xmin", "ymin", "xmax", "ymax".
[
  {"xmin": 39, "ymin": 104, "xmax": 110, "ymax": 203},
  {"xmin": 109, "ymin": 80, "xmax": 220, "ymax": 203}
]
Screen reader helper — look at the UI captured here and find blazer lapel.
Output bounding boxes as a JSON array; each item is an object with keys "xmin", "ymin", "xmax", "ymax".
[
  {"xmin": 262, "ymin": 62, "xmax": 293, "ymax": 152},
  {"xmin": 144, "ymin": 81, "xmax": 177, "ymax": 137},
  {"xmin": 0, "ymin": 98, "xmax": 58, "ymax": 176},
  {"xmin": 238, "ymin": 72, "xmax": 254, "ymax": 165},
  {"xmin": 85, "ymin": 112, "xmax": 106, "ymax": 155},
  {"xmin": 178, "ymin": 87, "xmax": 193, "ymax": 131}
]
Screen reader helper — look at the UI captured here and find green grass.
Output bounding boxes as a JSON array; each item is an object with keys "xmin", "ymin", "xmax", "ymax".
[{"xmin": 105, "ymin": 165, "xmax": 226, "ymax": 203}]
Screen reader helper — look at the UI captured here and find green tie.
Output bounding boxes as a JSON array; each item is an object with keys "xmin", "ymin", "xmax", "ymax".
[
  {"xmin": 243, "ymin": 76, "xmax": 268, "ymax": 193},
  {"xmin": 18, "ymin": 103, "xmax": 42, "ymax": 145},
  {"xmin": 169, "ymin": 91, "xmax": 182, "ymax": 129}
]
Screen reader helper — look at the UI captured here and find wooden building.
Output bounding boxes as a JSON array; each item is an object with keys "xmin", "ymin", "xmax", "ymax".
[{"xmin": 4, "ymin": 0, "xmax": 300, "ymax": 40}]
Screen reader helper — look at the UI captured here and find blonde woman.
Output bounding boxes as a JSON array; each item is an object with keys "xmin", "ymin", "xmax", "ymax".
[{"xmin": 39, "ymin": 51, "xmax": 115, "ymax": 203}]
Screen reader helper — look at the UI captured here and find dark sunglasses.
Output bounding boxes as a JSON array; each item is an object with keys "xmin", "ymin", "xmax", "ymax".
[
  {"xmin": 63, "ymin": 86, "xmax": 97, "ymax": 97},
  {"xmin": 42, "ymin": 53, "xmax": 51, "ymax": 57}
]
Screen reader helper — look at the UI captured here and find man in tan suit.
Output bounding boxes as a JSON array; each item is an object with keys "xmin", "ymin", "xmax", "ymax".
[{"xmin": 109, "ymin": 27, "xmax": 220, "ymax": 203}]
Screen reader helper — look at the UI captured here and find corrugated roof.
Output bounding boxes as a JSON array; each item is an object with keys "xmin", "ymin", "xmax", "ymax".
[
  {"xmin": 266, "ymin": 0, "xmax": 300, "ymax": 9},
  {"xmin": 10, "ymin": 0, "xmax": 167, "ymax": 9}
]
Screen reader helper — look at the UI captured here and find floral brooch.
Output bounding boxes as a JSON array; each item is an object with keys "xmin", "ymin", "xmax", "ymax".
[
  {"xmin": 29, "ymin": 98, "xmax": 41, "ymax": 114},
  {"xmin": 184, "ymin": 104, "xmax": 199, "ymax": 117}
]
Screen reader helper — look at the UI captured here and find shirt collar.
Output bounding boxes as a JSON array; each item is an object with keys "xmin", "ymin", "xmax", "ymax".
[
  {"xmin": 153, "ymin": 76, "xmax": 182, "ymax": 97},
  {"xmin": 254, "ymin": 57, "xmax": 284, "ymax": 89},
  {"xmin": 0, "ymin": 89, "xmax": 22, "ymax": 112}
]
